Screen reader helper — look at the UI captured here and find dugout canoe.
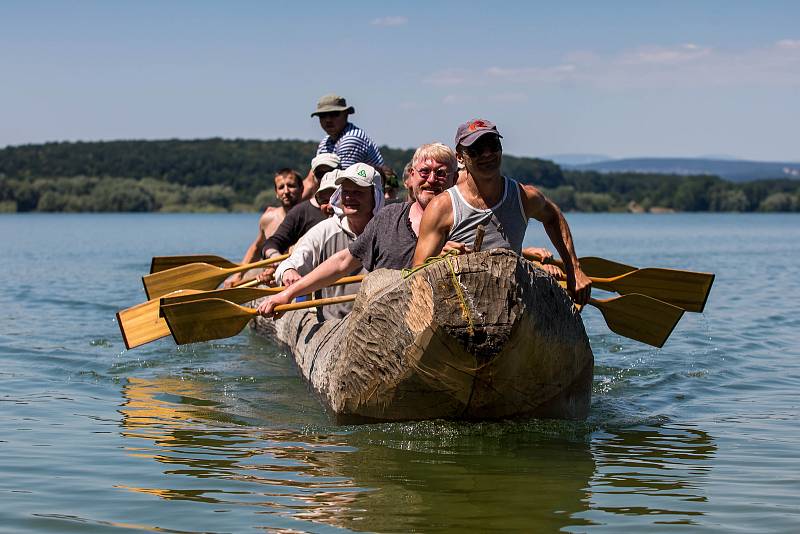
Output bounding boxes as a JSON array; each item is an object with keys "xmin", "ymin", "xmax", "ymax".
[{"xmin": 251, "ymin": 248, "xmax": 594, "ymax": 424}]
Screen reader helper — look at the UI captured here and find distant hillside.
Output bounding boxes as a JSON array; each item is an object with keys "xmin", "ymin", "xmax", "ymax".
[
  {"xmin": 1, "ymin": 139, "xmax": 798, "ymax": 213},
  {"xmin": 569, "ymin": 157, "xmax": 800, "ymax": 182},
  {"xmin": 0, "ymin": 138, "xmax": 563, "ymax": 196},
  {"xmin": 543, "ymin": 153, "xmax": 611, "ymax": 166}
]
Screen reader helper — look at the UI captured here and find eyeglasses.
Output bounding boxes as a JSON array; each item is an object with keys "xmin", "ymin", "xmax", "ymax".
[
  {"xmin": 464, "ymin": 137, "xmax": 502, "ymax": 158},
  {"xmin": 414, "ymin": 167, "xmax": 449, "ymax": 180}
]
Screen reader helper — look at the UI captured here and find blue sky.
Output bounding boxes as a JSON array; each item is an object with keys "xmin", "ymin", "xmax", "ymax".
[{"xmin": 2, "ymin": 1, "xmax": 798, "ymax": 161}]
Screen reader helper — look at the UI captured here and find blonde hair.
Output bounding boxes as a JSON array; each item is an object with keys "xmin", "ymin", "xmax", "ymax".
[{"xmin": 411, "ymin": 143, "xmax": 458, "ymax": 173}]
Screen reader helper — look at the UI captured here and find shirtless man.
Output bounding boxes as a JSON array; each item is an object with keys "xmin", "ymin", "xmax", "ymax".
[
  {"xmin": 256, "ymin": 143, "xmax": 457, "ymax": 318},
  {"xmin": 412, "ymin": 119, "xmax": 592, "ymax": 306},
  {"xmin": 223, "ymin": 168, "xmax": 302, "ymax": 288}
]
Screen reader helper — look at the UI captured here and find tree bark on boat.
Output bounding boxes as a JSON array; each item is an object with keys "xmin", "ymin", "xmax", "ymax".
[{"xmin": 251, "ymin": 249, "xmax": 593, "ymax": 424}]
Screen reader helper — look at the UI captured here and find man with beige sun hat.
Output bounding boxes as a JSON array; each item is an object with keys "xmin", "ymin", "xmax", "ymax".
[{"xmin": 301, "ymin": 94, "xmax": 385, "ymax": 199}]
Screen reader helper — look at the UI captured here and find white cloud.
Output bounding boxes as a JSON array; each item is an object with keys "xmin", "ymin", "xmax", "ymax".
[
  {"xmin": 424, "ymin": 69, "xmax": 469, "ymax": 86},
  {"xmin": 776, "ymin": 39, "xmax": 800, "ymax": 49},
  {"xmin": 370, "ymin": 16, "xmax": 408, "ymax": 27},
  {"xmin": 423, "ymin": 40, "xmax": 800, "ymax": 91},
  {"xmin": 620, "ymin": 43, "xmax": 712, "ymax": 65}
]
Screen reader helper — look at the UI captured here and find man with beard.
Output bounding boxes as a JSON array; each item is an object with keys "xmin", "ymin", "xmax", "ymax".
[
  {"xmin": 256, "ymin": 143, "xmax": 457, "ymax": 318},
  {"xmin": 223, "ymin": 168, "xmax": 303, "ymax": 288},
  {"xmin": 412, "ymin": 119, "xmax": 592, "ymax": 306},
  {"xmin": 263, "ymin": 162, "xmax": 384, "ymax": 320}
]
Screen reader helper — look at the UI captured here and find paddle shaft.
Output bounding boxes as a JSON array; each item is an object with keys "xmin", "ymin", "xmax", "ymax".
[
  {"xmin": 142, "ymin": 253, "xmax": 290, "ymax": 299},
  {"xmin": 159, "ymin": 275, "xmax": 365, "ymax": 309}
]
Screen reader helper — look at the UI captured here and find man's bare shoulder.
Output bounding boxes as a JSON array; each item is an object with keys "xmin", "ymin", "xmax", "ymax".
[
  {"xmin": 260, "ymin": 206, "xmax": 288, "ymax": 235},
  {"xmin": 426, "ymin": 192, "xmax": 454, "ymax": 218}
]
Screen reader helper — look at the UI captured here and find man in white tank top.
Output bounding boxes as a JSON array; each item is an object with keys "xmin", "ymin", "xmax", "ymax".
[{"xmin": 412, "ymin": 119, "xmax": 592, "ymax": 306}]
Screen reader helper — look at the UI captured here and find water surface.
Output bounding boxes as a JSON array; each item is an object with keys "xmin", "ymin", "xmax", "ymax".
[{"xmin": 1, "ymin": 213, "xmax": 798, "ymax": 532}]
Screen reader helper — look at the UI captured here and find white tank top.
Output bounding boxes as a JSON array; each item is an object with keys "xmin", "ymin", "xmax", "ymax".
[{"xmin": 446, "ymin": 177, "xmax": 527, "ymax": 253}]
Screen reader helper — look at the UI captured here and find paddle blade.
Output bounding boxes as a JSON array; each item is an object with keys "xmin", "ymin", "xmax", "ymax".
[
  {"xmin": 578, "ymin": 256, "xmax": 637, "ymax": 278},
  {"xmin": 142, "ymin": 262, "xmax": 229, "ymax": 299},
  {"xmin": 602, "ymin": 268, "xmax": 715, "ymax": 313},
  {"xmin": 162, "ymin": 298, "xmax": 256, "ymax": 345},
  {"xmin": 150, "ymin": 254, "xmax": 239, "ymax": 273},
  {"xmin": 117, "ymin": 289, "xmax": 206, "ymax": 349},
  {"xmin": 117, "ymin": 299, "xmax": 168, "ymax": 350},
  {"xmin": 591, "ymin": 293, "xmax": 685, "ymax": 348}
]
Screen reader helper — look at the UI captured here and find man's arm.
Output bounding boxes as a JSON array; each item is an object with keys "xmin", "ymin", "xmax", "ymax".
[
  {"xmin": 518, "ymin": 183, "xmax": 591, "ymax": 305},
  {"xmin": 257, "ymin": 249, "xmax": 362, "ymax": 317},
  {"xmin": 411, "ymin": 194, "xmax": 454, "ymax": 267},
  {"xmin": 223, "ymin": 208, "xmax": 281, "ymax": 288},
  {"xmin": 262, "ymin": 206, "xmax": 302, "ymax": 257},
  {"xmin": 300, "ymin": 169, "xmax": 317, "ymax": 201}
]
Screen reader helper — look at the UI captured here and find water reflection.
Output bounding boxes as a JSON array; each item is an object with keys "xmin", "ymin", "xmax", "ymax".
[
  {"xmin": 117, "ymin": 376, "xmax": 716, "ymax": 532},
  {"xmin": 585, "ymin": 425, "xmax": 716, "ymax": 527}
]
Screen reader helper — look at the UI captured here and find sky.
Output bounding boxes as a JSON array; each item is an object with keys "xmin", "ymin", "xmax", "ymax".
[{"xmin": 1, "ymin": 1, "xmax": 799, "ymax": 162}]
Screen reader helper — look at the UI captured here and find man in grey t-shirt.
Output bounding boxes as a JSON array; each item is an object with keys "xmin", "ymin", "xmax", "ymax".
[{"xmin": 256, "ymin": 143, "xmax": 458, "ymax": 318}]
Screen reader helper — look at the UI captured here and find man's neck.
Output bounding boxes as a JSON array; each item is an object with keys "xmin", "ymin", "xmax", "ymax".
[
  {"xmin": 345, "ymin": 212, "xmax": 372, "ymax": 235},
  {"xmin": 459, "ymin": 170, "xmax": 503, "ymax": 209},
  {"xmin": 329, "ymin": 122, "xmax": 350, "ymax": 142}
]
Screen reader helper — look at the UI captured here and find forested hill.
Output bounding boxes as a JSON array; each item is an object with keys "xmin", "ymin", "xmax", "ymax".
[
  {"xmin": 0, "ymin": 138, "xmax": 562, "ymax": 197},
  {"xmin": 1, "ymin": 139, "xmax": 798, "ymax": 213}
]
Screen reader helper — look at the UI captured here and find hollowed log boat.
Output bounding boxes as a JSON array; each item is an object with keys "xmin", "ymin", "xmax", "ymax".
[{"xmin": 251, "ymin": 249, "xmax": 593, "ymax": 424}]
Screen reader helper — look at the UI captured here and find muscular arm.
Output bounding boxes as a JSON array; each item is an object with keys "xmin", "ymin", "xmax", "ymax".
[
  {"xmin": 519, "ymin": 183, "xmax": 591, "ymax": 305},
  {"xmin": 411, "ymin": 194, "xmax": 454, "ymax": 267}
]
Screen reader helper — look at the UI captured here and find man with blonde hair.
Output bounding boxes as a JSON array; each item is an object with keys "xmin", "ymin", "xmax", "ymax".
[{"xmin": 257, "ymin": 143, "xmax": 457, "ymax": 318}]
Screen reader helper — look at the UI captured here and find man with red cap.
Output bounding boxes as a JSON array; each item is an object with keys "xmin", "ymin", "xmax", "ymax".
[{"xmin": 411, "ymin": 119, "xmax": 592, "ymax": 306}]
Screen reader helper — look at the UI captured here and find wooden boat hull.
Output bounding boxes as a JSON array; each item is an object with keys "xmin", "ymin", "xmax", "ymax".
[{"xmin": 251, "ymin": 249, "xmax": 593, "ymax": 424}]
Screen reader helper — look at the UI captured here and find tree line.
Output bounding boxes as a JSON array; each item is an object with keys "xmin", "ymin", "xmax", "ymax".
[{"xmin": 0, "ymin": 139, "xmax": 798, "ymax": 213}]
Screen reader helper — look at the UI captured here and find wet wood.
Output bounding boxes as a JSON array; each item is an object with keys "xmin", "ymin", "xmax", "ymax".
[{"xmin": 252, "ymin": 249, "xmax": 594, "ymax": 423}]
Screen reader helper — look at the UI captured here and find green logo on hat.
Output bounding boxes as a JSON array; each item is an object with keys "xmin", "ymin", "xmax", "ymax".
[{"xmin": 357, "ymin": 169, "xmax": 367, "ymax": 178}]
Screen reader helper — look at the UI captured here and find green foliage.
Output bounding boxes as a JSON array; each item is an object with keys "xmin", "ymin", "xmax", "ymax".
[
  {"xmin": 758, "ymin": 192, "xmax": 798, "ymax": 212},
  {"xmin": 254, "ymin": 190, "xmax": 277, "ymax": 212},
  {"xmin": 1, "ymin": 139, "xmax": 799, "ymax": 212},
  {"xmin": 89, "ymin": 179, "xmax": 156, "ymax": 212},
  {"xmin": 574, "ymin": 192, "xmax": 616, "ymax": 212}
]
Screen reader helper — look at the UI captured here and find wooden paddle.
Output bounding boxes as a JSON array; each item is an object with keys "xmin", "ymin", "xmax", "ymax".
[
  {"xmin": 159, "ymin": 275, "xmax": 365, "ymax": 310},
  {"xmin": 589, "ymin": 293, "xmax": 685, "ymax": 348},
  {"xmin": 556, "ymin": 280, "xmax": 684, "ymax": 347},
  {"xmin": 117, "ymin": 275, "xmax": 365, "ymax": 350},
  {"xmin": 589, "ymin": 268, "xmax": 714, "ymax": 312},
  {"xmin": 116, "ymin": 280, "xmax": 259, "ymax": 350},
  {"xmin": 141, "ymin": 254, "xmax": 289, "ymax": 299},
  {"xmin": 162, "ymin": 295, "xmax": 356, "ymax": 345},
  {"xmin": 150, "ymin": 254, "xmax": 240, "ymax": 273},
  {"xmin": 523, "ymin": 251, "xmax": 713, "ymax": 312},
  {"xmin": 522, "ymin": 251, "xmax": 636, "ymax": 278}
]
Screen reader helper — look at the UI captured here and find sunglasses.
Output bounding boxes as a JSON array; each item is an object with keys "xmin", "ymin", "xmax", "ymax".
[
  {"xmin": 464, "ymin": 137, "xmax": 502, "ymax": 158},
  {"xmin": 317, "ymin": 111, "xmax": 344, "ymax": 119}
]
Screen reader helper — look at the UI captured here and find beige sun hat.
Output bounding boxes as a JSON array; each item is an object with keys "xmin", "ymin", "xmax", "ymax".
[{"xmin": 311, "ymin": 94, "xmax": 355, "ymax": 117}]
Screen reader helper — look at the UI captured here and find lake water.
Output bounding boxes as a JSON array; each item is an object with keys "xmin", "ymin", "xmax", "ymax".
[{"xmin": 1, "ymin": 212, "xmax": 798, "ymax": 533}]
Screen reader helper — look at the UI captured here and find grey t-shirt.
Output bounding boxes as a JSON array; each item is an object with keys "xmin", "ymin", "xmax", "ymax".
[{"xmin": 349, "ymin": 202, "xmax": 417, "ymax": 271}]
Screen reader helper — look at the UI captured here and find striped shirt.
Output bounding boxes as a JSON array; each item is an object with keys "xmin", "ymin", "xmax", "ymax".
[{"xmin": 317, "ymin": 122, "xmax": 384, "ymax": 169}]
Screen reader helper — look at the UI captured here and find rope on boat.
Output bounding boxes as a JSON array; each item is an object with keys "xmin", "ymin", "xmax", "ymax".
[{"xmin": 401, "ymin": 251, "xmax": 475, "ymax": 336}]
